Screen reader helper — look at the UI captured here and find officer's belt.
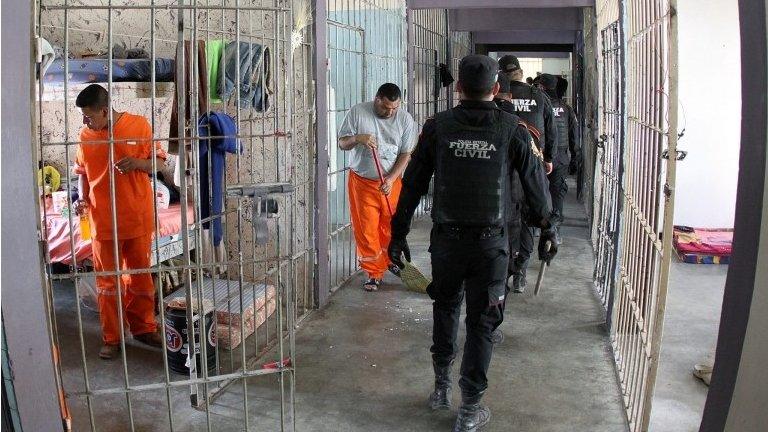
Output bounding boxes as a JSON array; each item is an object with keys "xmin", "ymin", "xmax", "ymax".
[{"xmin": 435, "ymin": 224, "xmax": 504, "ymax": 239}]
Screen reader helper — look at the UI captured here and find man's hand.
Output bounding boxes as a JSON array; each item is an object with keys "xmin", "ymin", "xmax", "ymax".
[
  {"xmin": 544, "ymin": 161, "xmax": 553, "ymax": 175},
  {"xmin": 380, "ymin": 175, "xmax": 395, "ymax": 195},
  {"xmin": 355, "ymin": 134, "xmax": 377, "ymax": 151},
  {"xmin": 73, "ymin": 199, "xmax": 90, "ymax": 216},
  {"xmin": 388, "ymin": 237, "xmax": 411, "ymax": 270},
  {"xmin": 569, "ymin": 157, "xmax": 580, "ymax": 175},
  {"xmin": 538, "ymin": 229, "xmax": 559, "ymax": 264},
  {"xmin": 115, "ymin": 157, "xmax": 148, "ymax": 174}
]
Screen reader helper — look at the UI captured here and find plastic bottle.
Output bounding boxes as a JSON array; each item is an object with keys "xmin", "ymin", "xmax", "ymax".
[
  {"xmin": 78, "ymin": 174, "xmax": 92, "ymax": 241},
  {"xmin": 80, "ymin": 208, "xmax": 92, "ymax": 241}
]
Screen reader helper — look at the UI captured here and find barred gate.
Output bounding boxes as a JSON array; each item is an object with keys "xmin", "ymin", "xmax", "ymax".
[
  {"xmin": 35, "ymin": 0, "xmax": 313, "ymax": 429},
  {"xmin": 325, "ymin": 0, "xmax": 408, "ymax": 291},
  {"xmin": 593, "ymin": 18, "xmax": 623, "ymax": 312},
  {"xmin": 593, "ymin": 1, "xmax": 680, "ymax": 431},
  {"xmin": 409, "ymin": 8, "xmax": 470, "ymax": 214}
]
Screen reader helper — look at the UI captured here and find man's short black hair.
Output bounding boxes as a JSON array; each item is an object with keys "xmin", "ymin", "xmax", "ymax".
[
  {"xmin": 376, "ymin": 83, "xmax": 402, "ymax": 101},
  {"xmin": 76, "ymin": 84, "xmax": 110, "ymax": 109}
]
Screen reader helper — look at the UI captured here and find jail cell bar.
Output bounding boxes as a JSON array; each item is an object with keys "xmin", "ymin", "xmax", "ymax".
[
  {"xmin": 35, "ymin": 0, "xmax": 313, "ymax": 430},
  {"xmin": 591, "ymin": 1, "xmax": 680, "ymax": 431},
  {"xmin": 593, "ymin": 19, "xmax": 623, "ymax": 313},
  {"xmin": 409, "ymin": 8, "xmax": 470, "ymax": 216}
]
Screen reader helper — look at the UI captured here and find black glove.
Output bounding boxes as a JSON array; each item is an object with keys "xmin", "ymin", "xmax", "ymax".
[
  {"xmin": 388, "ymin": 237, "xmax": 411, "ymax": 269},
  {"xmin": 569, "ymin": 156, "xmax": 580, "ymax": 175},
  {"xmin": 538, "ymin": 229, "xmax": 559, "ymax": 264}
]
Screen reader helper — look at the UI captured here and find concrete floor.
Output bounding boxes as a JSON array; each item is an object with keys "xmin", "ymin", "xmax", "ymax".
[
  {"xmin": 54, "ymin": 186, "xmax": 631, "ymax": 431},
  {"xmin": 648, "ymin": 261, "xmax": 727, "ymax": 432}
]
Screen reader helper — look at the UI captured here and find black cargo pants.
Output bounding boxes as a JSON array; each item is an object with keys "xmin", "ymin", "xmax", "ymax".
[
  {"xmin": 508, "ymin": 205, "xmax": 533, "ymax": 278},
  {"xmin": 548, "ymin": 163, "xmax": 569, "ymax": 227},
  {"xmin": 428, "ymin": 224, "xmax": 507, "ymax": 397}
]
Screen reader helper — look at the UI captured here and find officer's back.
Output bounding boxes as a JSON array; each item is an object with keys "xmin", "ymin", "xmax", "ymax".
[
  {"xmin": 389, "ymin": 54, "xmax": 557, "ymax": 432},
  {"xmin": 498, "ymin": 55, "xmax": 557, "ymax": 168}
]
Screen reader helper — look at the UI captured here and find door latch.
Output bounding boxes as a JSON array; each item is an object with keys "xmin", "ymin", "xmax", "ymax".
[
  {"xmin": 596, "ymin": 134, "xmax": 608, "ymax": 148},
  {"xmin": 661, "ymin": 149, "xmax": 688, "ymax": 161},
  {"xmin": 227, "ymin": 183, "xmax": 294, "ymax": 246}
]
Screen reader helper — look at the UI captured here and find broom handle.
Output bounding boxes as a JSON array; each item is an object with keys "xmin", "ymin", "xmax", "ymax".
[{"xmin": 371, "ymin": 148, "xmax": 394, "ymax": 216}]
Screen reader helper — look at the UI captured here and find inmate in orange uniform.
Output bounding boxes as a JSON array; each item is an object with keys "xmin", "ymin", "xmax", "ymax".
[
  {"xmin": 76, "ymin": 112, "xmax": 165, "ymax": 345},
  {"xmin": 338, "ymin": 89, "xmax": 418, "ymax": 288},
  {"xmin": 348, "ymin": 171, "xmax": 403, "ymax": 278}
]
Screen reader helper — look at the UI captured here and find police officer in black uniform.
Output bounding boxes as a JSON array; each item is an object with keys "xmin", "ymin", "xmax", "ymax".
[
  {"xmin": 498, "ymin": 55, "xmax": 558, "ymax": 293},
  {"xmin": 539, "ymin": 73, "xmax": 580, "ymax": 242},
  {"xmin": 489, "ymin": 73, "xmax": 548, "ymax": 344},
  {"xmin": 388, "ymin": 55, "xmax": 558, "ymax": 432}
]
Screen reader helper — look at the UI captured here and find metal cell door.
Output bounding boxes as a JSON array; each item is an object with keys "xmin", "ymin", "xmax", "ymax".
[
  {"xmin": 324, "ymin": 0, "xmax": 408, "ymax": 292},
  {"xmin": 593, "ymin": 20, "xmax": 623, "ymax": 314},
  {"xmin": 326, "ymin": 17, "xmax": 365, "ymax": 291},
  {"xmin": 594, "ymin": 1, "xmax": 680, "ymax": 431},
  {"xmin": 34, "ymin": 0, "xmax": 312, "ymax": 430}
]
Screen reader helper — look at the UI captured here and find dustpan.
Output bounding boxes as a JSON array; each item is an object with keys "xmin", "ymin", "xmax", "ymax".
[{"xmin": 371, "ymin": 148, "xmax": 431, "ymax": 294}]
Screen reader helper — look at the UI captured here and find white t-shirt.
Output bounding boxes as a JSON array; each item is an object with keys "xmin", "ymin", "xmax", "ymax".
[{"xmin": 338, "ymin": 101, "xmax": 418, "ymax": 179}]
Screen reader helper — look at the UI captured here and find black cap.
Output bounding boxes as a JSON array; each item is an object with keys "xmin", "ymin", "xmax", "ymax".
[
  {"xmin": 458, "ymin": 55, "xmax": 499, "ymax": 93},
  {"xmin": 497, "ymin": 72, "xmax": 511, "ymax": 93},
  {"xmin": 498, "ymin": 55, "xmax": 520, "ymax": 72},
  {"xmin": 539, "ymin": 73, "xmax": 558, "ymax": 90}
]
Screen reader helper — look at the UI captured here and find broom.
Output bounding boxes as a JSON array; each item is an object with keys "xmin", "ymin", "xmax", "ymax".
[{"xmin": 371, "ymin": 148, "xmax": 430, "ymax": 293}]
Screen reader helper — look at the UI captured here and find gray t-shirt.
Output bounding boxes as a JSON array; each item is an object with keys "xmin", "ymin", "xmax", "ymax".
[{"xmin": 338, "ymin": 101, "xmax": 418, "ymax": 179}]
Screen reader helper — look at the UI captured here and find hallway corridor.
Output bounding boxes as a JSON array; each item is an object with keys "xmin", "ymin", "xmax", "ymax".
[{"xmin": 274, "ymin": 188, "xmax": 629, "ymax": 431}]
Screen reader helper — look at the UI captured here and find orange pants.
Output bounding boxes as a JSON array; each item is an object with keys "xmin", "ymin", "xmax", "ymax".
[
  {"xmin": 348, "ymin": 171, "xmax": 402, "ymax": 280},
  {"xmin": 92, "ymin": 234, "xmax": 157, "ymax": 345}
]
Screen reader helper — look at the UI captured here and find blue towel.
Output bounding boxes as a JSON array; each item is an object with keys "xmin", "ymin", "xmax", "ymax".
[{"xmin": 198, "ymin": 112, "xmax": 241, "ymax": 246}]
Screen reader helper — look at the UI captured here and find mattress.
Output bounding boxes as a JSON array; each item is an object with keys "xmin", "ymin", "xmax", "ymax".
[
  {"xmin": 43, "ymin": 200, "xmax": 195, "ymax": 264},
  {"xmin": 673, "ymin": 226, "xmax": 733, "ymax": 264},
  {"xmin": 43, "ymin": 58, "xmax": 175, "ymax": 84}
]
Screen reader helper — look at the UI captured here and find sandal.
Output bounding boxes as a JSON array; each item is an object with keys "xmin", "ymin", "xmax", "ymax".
[{"xmin": 363, "ymin": 278, "xmax": 381, "ymax": 292}]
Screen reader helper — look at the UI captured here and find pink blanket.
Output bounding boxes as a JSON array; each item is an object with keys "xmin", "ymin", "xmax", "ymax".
[
  {"xmin": 673, "ymin": 226, "xmax": 733, "ymax": 256},
  {"xmin": 43, "ymin": 199, "xmax": 195, "ymax": 264}
]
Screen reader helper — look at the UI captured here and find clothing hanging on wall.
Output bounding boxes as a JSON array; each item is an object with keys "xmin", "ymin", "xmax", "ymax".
[
  {"xmin": 206, "ymin": 40, "xmax": 226, "ymax": 103},
  {"xmin": 169, "ymin": 40, "xmax": 209, "ymax": 154},
  {"xmin": 197, "ymin": 111, "xmax": 240, "ymax": 247},
  {"xmin": 220, "ymin": 41, "xmax": 272, "ymax": 111}
]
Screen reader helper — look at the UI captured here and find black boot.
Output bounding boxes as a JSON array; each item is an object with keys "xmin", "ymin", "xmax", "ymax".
[
  {"xmin": 453, "ymin": 392, "xmax": 491, "ymax": 432},
  {"xmin": 428, "ymin": 362, "xmax": 452, "ymax": 410},
  {"xmin": 512, "ymin": 269, "xmax": 527, "ymax": 294},
  {"xmin": 491, "ymin": 328, "xmax": 504, "ymax": 345}
]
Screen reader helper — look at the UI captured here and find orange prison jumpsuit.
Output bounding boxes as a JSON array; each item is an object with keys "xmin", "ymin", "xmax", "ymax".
[
  {"xmin": 76, "ymin": 113, "xmax": 166, "ymax": 345},
  {"xmin": 348, "ymin": 171, "xmax": 402, "ymax": 280}
]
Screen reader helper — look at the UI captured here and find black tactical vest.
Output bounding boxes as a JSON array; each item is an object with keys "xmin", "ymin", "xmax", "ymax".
[
  {"xmin": 551, "ymin": 98, "xmax": 569, "ymax": 151},
  {"xmin": 432, "ymin": 108, "xmax": 516, "ymax": 226},
  {"xmin": 508, "ymin": 82, "xmax": 545, "ymax": 138}
]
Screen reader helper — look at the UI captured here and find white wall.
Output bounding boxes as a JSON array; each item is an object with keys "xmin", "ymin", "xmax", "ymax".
[{"xmin": 674, "ymin": 0, "xmax": 741, "ymax": 227}]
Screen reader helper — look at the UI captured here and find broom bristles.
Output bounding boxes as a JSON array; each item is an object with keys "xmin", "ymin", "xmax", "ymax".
[
  {"xmin": 292, "ymin": 0, "xmax": 313, "ymax": 31},
  {"xmin": 400, "ymin": 262, "xmax": 430, "ymax": 293}
]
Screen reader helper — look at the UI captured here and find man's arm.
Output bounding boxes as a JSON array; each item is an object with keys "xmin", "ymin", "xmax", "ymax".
[
  {"xmin": 388, "ymin": 152, "xmax": 411, "ymax": 179},
  {"xmin": 380, "ymin": 152, "xmax": 411, "ymax": 195},
  {"xmin": 510, "ymin": 125, "xmax": 552, "ymax": 229},
  {"xmin": 540, "ymin": 92, "xmax": 557, "ymax": 164},
  {"xmin": 115, "ymin": 153, "xmax": 165, "ymax": 174},
  {"xmin": 391, "ymin": 120, "xmax": 437, "ymax": 240},
  {"xmin": 339, "ymin": 134, "xmax": 376, "ymax": 151},
  {"xmin": 337, "ymin": 105, "xmax": 378, "ymax": 151}
]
